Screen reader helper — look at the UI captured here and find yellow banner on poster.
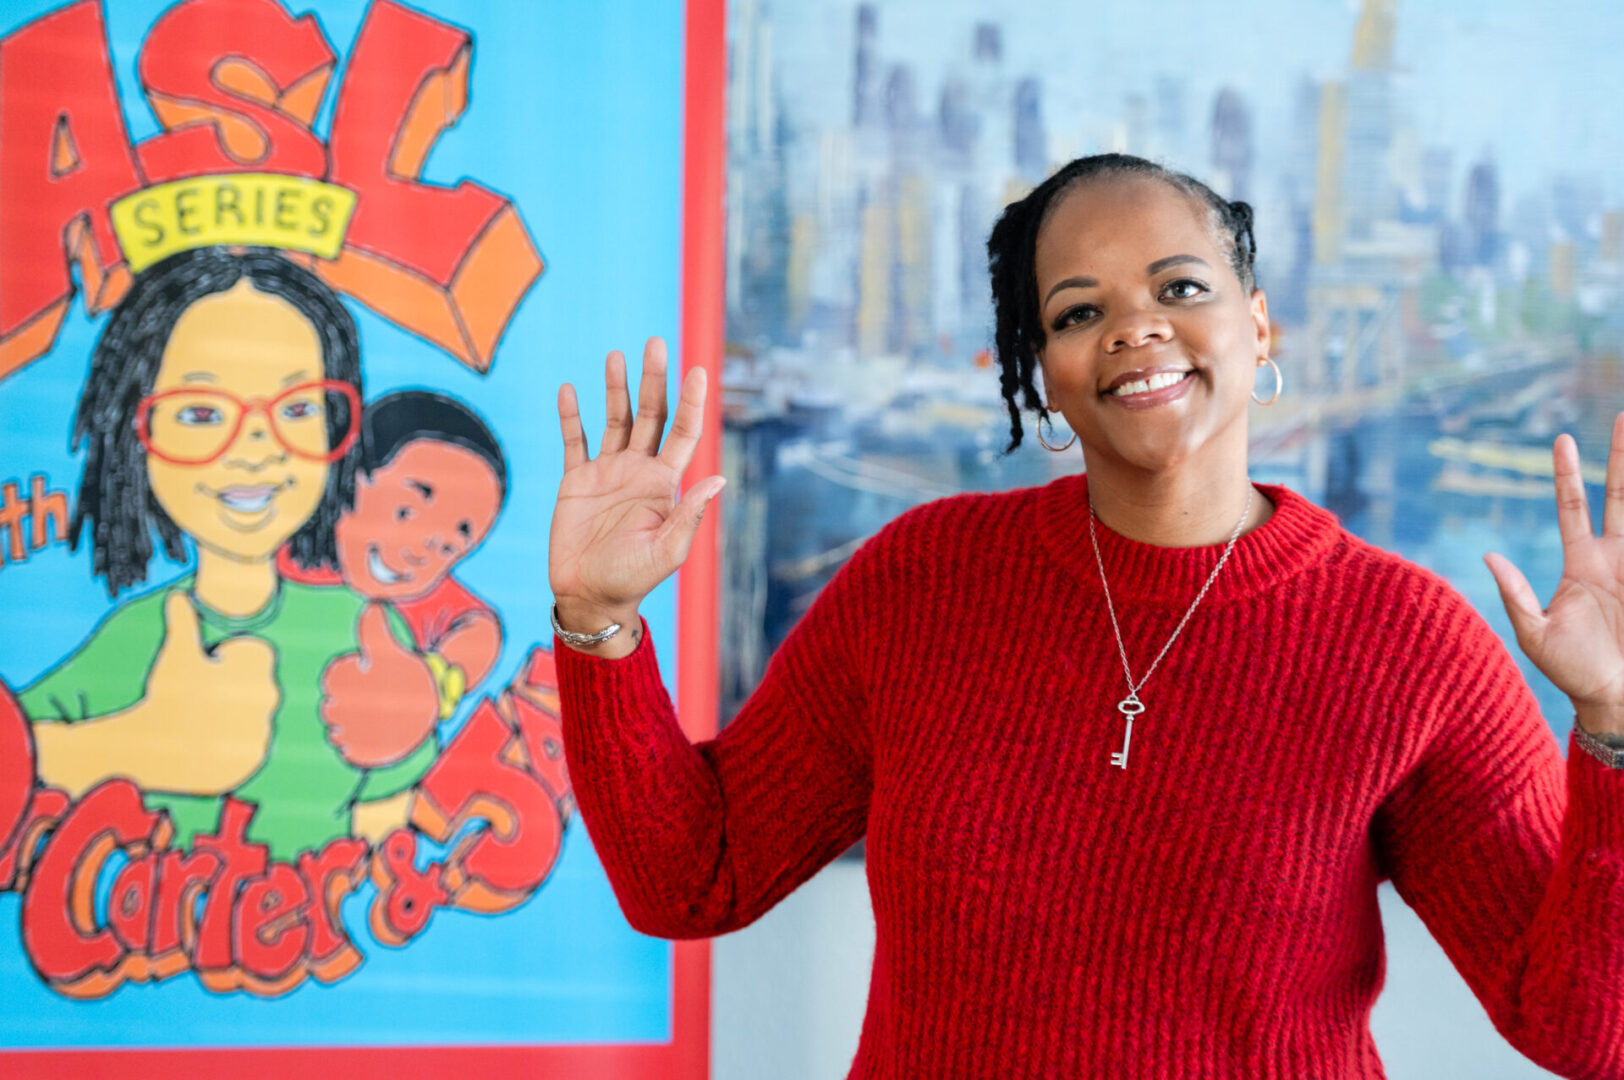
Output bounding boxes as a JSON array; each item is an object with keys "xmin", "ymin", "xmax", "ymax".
[{"xmin": 111, "ymin": 174, "xmax": 357, "ymax": 272}]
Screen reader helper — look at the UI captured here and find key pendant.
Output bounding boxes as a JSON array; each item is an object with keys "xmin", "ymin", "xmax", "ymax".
[{"xmin": 1111, "ymin": 693, "xmax": 1145, "ymax": 770}]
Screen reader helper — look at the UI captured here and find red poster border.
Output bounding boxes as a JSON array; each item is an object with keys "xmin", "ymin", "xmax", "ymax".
[{"xmin": 2, "ymin": 0, "xmax": 725, "ymax": 1074}]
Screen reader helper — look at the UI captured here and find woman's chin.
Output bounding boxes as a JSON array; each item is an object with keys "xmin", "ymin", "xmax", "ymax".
[
  {"xmin": 1083, "ymin": 409, "xmax": 1247, "ymax": 476},
  {"xmin": 1086, "ymin": 428, "xmax": 1203, "ymax": 475}
]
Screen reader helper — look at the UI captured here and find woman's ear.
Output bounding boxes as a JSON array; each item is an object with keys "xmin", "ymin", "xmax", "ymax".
[{"xmin": 1249, "ymin": 288, "xmax": 1271, "ymax": 362}]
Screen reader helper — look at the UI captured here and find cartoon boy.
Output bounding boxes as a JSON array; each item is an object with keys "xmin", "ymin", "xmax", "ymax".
[{"xmin": 281, "ymin": 391, "xmax": 507, "ymax": 767}]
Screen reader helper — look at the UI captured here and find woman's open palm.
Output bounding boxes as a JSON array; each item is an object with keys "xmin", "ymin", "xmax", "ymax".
[
  {"xmin": 550, "ymin": 337, "xmax": 724, "ymax": 619},
  {"xmin": 1486, "ymin": 413, "xmax": 1624, "ymax": 712}
]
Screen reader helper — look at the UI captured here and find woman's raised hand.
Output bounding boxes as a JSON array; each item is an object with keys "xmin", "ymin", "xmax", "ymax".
[
  {"xmin": 549, "ymin": 337, "xmax": 724, "ymax": 656},
  {"xmin": 1486, "ymin": 413, "xmax": 1624, "ymax": 737}
]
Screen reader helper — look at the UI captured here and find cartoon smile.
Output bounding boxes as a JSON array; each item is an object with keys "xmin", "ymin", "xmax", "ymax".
[
  {"xmin": 367, "ymin": 545, "xmax": 413, "ymax": 585},
  {"xmin": 217, "ymin": 485, "xmax": 282, "ymax": 512},
  {"xmin": 199, "ymin": 480, "xmax": 293, "ymax": 529}
]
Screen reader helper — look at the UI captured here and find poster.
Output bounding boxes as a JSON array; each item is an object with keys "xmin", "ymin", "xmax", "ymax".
[{"xmin": 0, "ymin": 0, "xmax": 721, "ymax": 1075}]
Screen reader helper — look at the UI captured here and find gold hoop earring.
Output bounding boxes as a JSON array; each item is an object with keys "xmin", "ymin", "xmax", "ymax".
[
  {"xmin": 1036, "ymin": 414, "xmax": 1077, "ymax": 452},
  {"xmin": 1252, "ymin": 356, "xmax": 1282, "ymax": 406}
]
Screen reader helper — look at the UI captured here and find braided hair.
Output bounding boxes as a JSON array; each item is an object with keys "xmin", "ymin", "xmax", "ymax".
[
  {"xmin": 986, "ymin": 153, "xmax": 1258, "ymax": 451},
  {"xmin": 70, "ymin": 247, "xmax": 363, "ymax": 597}
]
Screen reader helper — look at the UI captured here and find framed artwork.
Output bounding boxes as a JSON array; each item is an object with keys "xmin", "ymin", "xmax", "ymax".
[{"xmin": 0, "ymin": 0, "xmax": 722, "ymax": 1076}]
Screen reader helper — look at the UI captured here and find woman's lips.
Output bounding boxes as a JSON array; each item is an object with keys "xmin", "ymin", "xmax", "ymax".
[{"xmin": 1102, "ymin": 370, "xmax": 1195, "ymax": 411}]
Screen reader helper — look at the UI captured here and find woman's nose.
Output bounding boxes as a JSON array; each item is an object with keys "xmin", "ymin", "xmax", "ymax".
[{"xmin": 1103, "ymin": 307, "xmax": 1171, "ymax": 352}]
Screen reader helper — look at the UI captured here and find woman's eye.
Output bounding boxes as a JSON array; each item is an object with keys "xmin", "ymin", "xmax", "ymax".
[
  {"xmin": 1162, "ymin": 278, "xmax": 1208, "ymax": 300},
  {"xmin": 280, "ymin": 400, "xmax": 320, "ymax": 420},
  {"xmin": 1051, "ymin": 305, "xmax": 1098, "ymax": 331},
  {"xmin": 176, "ymin": 405, "xmax": 222, "ymax": 425}
]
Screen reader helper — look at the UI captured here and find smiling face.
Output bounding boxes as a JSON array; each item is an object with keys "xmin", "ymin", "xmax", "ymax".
[
  {"xmin": 334, "ymin": 439, "xmax": 502, "ymax": 601},
  {"xmin": 144, "ymin": 279, "xmax": 330, "ymax": 562},
  {"xmin": 1034, "ymin": 176, "xmax": 1270, "ymax": 476}
]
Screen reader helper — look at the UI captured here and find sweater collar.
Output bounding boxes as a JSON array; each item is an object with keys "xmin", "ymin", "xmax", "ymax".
[{"xmin": 1034, "ymin": 471, "xmax": 1343, "ymax": 608}]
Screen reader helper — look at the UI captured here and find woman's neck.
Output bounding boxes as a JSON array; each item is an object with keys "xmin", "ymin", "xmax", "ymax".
[
  {"xmin": 193, "ymin": 545, "xmax": 279, "ymax": 619},
  {"xmin": 1081, "ymin": 459, "xmax": 1274, "ymax": 548}
]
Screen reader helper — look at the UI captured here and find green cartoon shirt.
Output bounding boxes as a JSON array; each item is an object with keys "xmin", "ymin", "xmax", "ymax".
[{"xmin": 21, "ymin": 575, "xmax": 438, "ymax": 860}]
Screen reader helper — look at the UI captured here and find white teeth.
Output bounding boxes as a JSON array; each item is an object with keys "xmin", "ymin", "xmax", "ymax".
[
  {"xmin": 1110, "ymin": 371, "xmax": 1188, "ymax": 397},
  {"xmin": 220, "ymin": 488, "xmax": 275, "ymax": 511},
  {"xmin": 367, "ymin": 546, "xmax": 406, "ymax": 584}
]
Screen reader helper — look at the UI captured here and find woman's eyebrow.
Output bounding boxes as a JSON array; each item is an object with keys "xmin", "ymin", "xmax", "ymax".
[
  {"xmin": 281, "ymin": 369, "xmax": 315, "ymax": 387},
  {"xmin": 1044, "ymin": 275, "xmax": 1099, "ymax": 305},
  {"xmin": 1146, "ymin": 254, "xmax": 1210, "ymax": 275},
  {"xmin": 1043, "ymin": 254, "xmax": 1214, "ymax": 306},
  {"xmin": 180, "ymin": 372, "xmax": 217, "ymax": 383}
]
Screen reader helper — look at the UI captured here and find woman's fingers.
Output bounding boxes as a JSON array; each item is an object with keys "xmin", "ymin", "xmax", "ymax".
[
  {"xmin": 658, "ymin": 367, "xmax": 709, "ymax": 475},
  {"xmin": 1554, "ymin": 433, "xmax": 1595, "ymax": 548},
  {"xmin": 557, "ymin": 383, "xmax": 588, "ymax": 470},
  {"xmin": 1604, "ymin": 413, "xmax": 1624, "ymax": 538},
  {"xmin": 601, "ymin": 350, "xmax": 633, "ymax": 454},
  {"xmin": 627, "ymin": 337, "xmax": 670, "ymax": 454},
  {"xmin": 586, "ymin": 338, "xmax": 698, "ymax": 464}
]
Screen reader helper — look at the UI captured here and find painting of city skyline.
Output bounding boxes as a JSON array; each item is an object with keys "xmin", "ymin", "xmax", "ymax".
[{"xmin": 717, "ymin": 0, "xmax": 1624, "ymax": 733}]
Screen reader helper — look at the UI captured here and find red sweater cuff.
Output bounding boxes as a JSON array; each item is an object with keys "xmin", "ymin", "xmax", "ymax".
[
  {"xmin": 1566, "ymin": 724, "xmax": 1624, "ymax": 860},
  {"xmin": 552, "ymin": 614, "xmax": 678, "ymax": 752},
  {"xmin": 553, "ymin": 613, "xmax": 658, "ymax": 683}
]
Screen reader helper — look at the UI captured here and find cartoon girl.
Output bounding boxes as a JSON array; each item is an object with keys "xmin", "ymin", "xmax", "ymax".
[{"xmin": 22, "ymin": 247, "xmax": 438, "ymax": 860}]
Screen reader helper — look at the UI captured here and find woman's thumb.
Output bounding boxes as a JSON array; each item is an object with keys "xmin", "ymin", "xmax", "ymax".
[
  {"xmin": 1484, "ymin": 552, "xmax": 1546, "ymax": 646},
  {"xmin": 657, "ymin": 476, "xmax": 726, "ymax": 565}
]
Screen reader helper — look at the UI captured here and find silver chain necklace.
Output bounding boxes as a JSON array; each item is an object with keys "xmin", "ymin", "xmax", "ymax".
[{"xmin": 1088, "ymin": 484, "xmax": 1254, "ymax": 771}]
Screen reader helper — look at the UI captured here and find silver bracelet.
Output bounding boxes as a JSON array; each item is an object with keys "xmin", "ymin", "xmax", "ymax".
[
  {"xmin": 1575, "ymin": 721, "xmax": 1624, "ymax": 770},
  {"xmin": 550, "ymin": 602, "xmax": 623, "ymax": 647}
]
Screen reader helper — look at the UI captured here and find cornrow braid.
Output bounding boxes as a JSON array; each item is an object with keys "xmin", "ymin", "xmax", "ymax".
[{"xmin": 985, "ymin": 153, "xmax": 1258, "ymax": 451}]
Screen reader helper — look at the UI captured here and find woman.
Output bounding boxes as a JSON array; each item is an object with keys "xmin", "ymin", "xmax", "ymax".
[
  {"xmin": 24, "ymin": 247, "xmax": 437, "ymax": 860},
  {"xmin": 548, "ymin": 155, "xmax": 1624, "ymax": 1077}
]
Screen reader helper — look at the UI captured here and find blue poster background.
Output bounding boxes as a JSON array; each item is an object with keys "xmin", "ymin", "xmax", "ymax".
[{"xmin": 0, "ymin": 0, "xmax": 684, "ymax": 1048}]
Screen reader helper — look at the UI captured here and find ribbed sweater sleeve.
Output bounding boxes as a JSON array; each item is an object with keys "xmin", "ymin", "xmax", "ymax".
[
  {"xmin": 1372, "ymin": 579, "xmax": 1624, "ymax": 1077},
  {"xmin": 554, "ymin": 544, "xmax": 878, "ymax": 940}
]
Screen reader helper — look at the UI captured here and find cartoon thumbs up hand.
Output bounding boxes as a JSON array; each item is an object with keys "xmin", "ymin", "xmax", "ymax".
[
  {"xmin": 141, "ymin": 592, "xmax": 280, "ymax": 795},
  {"xmin": 320, "ymin": 604, "xmax": 439, "ymax": 769},
  {"xmin": 28, "ymin": 593, "xmax": 278, "ymax": 800}
]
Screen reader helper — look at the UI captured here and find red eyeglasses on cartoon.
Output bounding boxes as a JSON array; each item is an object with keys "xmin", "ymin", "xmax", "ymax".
[{"xmin": 136, "ymin": 380, "xmax": 363, "ymax": 466}]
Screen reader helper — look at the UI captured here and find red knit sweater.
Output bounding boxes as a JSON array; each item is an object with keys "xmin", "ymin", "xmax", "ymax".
[{"xmin": 556, "ymin": 473, "xmax": 1624, "ymax": 1079}]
